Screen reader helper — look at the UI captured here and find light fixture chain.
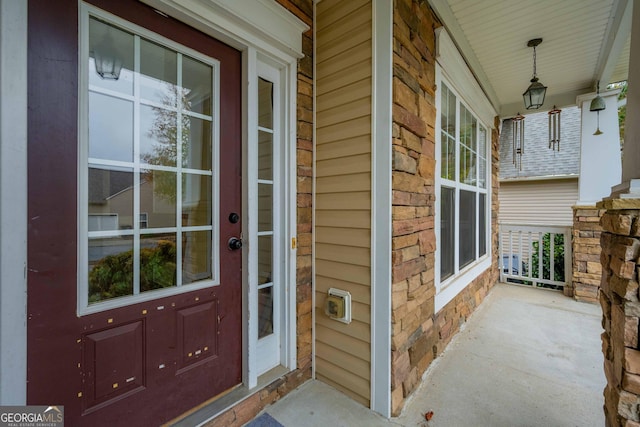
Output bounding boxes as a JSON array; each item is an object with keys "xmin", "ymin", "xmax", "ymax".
[{"xmin": 532, "ymin": 45, "xmax": 537, "ymax": 77}]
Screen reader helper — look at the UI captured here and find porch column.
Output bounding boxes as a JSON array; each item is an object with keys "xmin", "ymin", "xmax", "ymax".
[
  {"xmin": 576, "ymin": 91, "xmax": 622, "ymax": 206},
  {"xmin": 572, "ymin": 90, "xmax": 622, "ymax": 303},
  {"xmin": 599, "ymin": 2, "xmax": 640, "ymax": 426},
  {"xmin": 0, "ymin": 0, "xmax": 28, "ymax": 404}
]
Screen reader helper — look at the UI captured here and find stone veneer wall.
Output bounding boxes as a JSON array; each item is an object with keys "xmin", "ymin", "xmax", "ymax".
[
  {"xmin": 573, "ymin": 206, "xmax": 606, "ymax": 302},
  {"xmin": 599, "ymin": 199, "xmax": 640, "ymax": 426},
  {"xmin": 204, "ymin": 1, "xmax": 313, "ymax": 425},
  {"xmin": 390, "ymin": 0, "xmax": 500, "ymax": 415}
]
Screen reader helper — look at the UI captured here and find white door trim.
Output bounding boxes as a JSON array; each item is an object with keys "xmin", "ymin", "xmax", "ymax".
[{"xmin": 0, "ymin": 0, "xmax": 28, "ymax": 405}]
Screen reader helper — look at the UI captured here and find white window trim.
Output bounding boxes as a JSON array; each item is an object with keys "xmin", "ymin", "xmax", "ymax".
[
  {"xmin": 370, "ymin": 0, "xmax": 392, "ymax": 418},
  {"xmin": 434, "ymin": 29, "xmax": 494, "ymax": 313},
  {"xmin": 78, "ymin": 4, "xmax": 222, "ymax": 315},
  {"xmin": 255, "ymin": 60, "xmax": 284, "ymax": 376},
  {"xmin": 136, "ymin": 0, "xmax": 307, "ymax": 389}
]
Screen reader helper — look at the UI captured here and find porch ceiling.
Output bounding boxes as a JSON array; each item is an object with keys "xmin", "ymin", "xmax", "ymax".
[{"xmin": 429, "ymin": 0, "xmax": 632, "ymax": 117}]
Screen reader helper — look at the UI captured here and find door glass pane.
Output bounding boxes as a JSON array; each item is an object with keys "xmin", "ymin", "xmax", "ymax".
[
  {"xmin": 182, "ymin": 230, "xmax": 212, "ymax": 284},
  {"xmin": 258, "ymin": 286, "xmax": 273, "ymax": 338},
  {"xmin": 88, "ymin": 236, "xmax": 134, "ymax": 303},
  {"xmin": 88, "ymin": 167, "xmax": 134, "ymax": 231},
  {"xmin": 459, "ymin": 190, "xmax": 476, "ymax": 268},
  {"xmin": 258, "ymin": 131, "xmax": 273, "ymax": 180},
  {"xmin": 182, "ymin": 174, "xmax": 212, "ymax": 227},
  {"xmin": 258, "ymin": 184, "xmax": 273, "ymax": 232},
  {"xmin": 140, "ymin": 105, "xmax": 177, "ymax": 167},
  {"xmin": 140, "ymin": 38, "xmax": 178, "ymax": 106},
  {"xmin": 258, "ymin": 236, "xmax": 272, "ymax": 285},
  {"xmin": 183, "ymin": 117, "xmax": 212, "ymax": 170},
  {"xmin": 141, "ymin": 170, "xmax": 177, "ymax": 228},
  {"xmin": 440, "ymin": 187, "xmax": 455, "ymax": 280},
  {"xmin": 84, "ymin": 14, "xmax": 219, "ymax": 309},
  {"xmin": 182, "ymin": 56, "xmax": 212, "ymax": 115},
  {"xmin": 89, "ymin": 93, "xmax": 133, "ymax": 162},
  {"xmin": 141, "ymin": 233, "xmax": 177, "ymax": 292},
  {"xmin": 479, "ymin": 193, "xmax": 487, "ymax": 257},
  {"xmin": 258, "ymin": 78, "xmax": 273, "ymax": 129},
  {"xmin": 88, "ymin": 17, "xmax": 134, "ymax": 95}
]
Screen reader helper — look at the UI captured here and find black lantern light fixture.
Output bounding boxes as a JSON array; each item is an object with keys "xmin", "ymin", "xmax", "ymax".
[
  {"xmin": 522, "ymin": 38, "xmax": 547, "ymax": 110},
  {"xmin": 590, "ymin": 81, "xmax": 606, "ymax": 136},
  {"xmin": 93, "ymin": 30, "xmax": 122, "ymax": 80}
]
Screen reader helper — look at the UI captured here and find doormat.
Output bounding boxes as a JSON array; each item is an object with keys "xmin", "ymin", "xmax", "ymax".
[{"xmin": 245, "ymin": 412, "xmax": 284, "ymax": 427}]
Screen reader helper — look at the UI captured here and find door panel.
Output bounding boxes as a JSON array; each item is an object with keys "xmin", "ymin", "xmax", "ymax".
[{"xmin": 27, "ymin": 1, "xmax": 242, "ymax": 425}]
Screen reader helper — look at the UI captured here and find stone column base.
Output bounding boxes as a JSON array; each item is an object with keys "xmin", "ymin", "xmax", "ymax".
[
  {"xmin": 572, "ymin": 206, "xmax": 606, "ymax": 302},
  {"xmin": 598, "ymin": 198, "xmax": 640, "ymax": 426}
]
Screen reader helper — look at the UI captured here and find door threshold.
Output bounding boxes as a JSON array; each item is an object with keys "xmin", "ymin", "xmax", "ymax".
[{"xmin": 166, "ymin": 366, "xmax": 290, "ymax": 427}]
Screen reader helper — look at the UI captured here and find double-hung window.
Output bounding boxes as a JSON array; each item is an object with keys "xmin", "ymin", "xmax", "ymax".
[{"xmin": 437, "ymin": 80, "xmax": 490, "ymax": 292}]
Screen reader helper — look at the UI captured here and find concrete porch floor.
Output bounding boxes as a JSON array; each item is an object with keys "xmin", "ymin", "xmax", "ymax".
[{"xmin": 251, "ymin": 283, "xmax": 605, "ymax": 427}]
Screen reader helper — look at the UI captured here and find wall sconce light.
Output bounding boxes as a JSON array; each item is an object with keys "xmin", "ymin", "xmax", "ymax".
[
  {"xmin": 523, "ymin": 38, "xmax": 547, "ymax": 110},
  {"xmin": 512, "ymin": 113, "xmax": 525, "ymax": 170},
  {"xmin": 93, "ymin": 31, "xmax": 122, "ymax": 80},
  {"xmin": 590, "ymin": 81, "xmax": 605, "ymax": 136},
  {"xmin": 548, "ymin": 106, "xmax": 561, "ymax": 151}
]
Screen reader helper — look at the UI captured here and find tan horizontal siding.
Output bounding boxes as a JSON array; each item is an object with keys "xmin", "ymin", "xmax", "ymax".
[
  {"xmin": 315, "ymin": 341, "xmax": 370, "ymax": 379},
  {"xmin": 317, "ymin": 79, "xmax": 372, "ymax": 112},
  {"xmin": 316, "ymin": 173, "xmax": 371, "ymax": 193},
  {"xmin": 315, "ymin": 226, "xmax": 370, "ymax": 248},
  {"xmin": 317, "ymin": 65, "xmax": 372, "ymax": 99},
  {"xmin": 315, "ymin": 210, "xmax": 371, "ymax": 229},
  {"xmin": 316, "ymin": 97, "xmax": 371, "ymax": 128},
  {"xmin": 315, "ymin": 358, "xmax": 370, "ymax": 401},
  {"xmin": 316, "ymin": 374, "xmax": 370, "ymax": 407},
  {"xmin": 316, "ymin": 243, "xmax": 370, "ymax": 266},
  {"xmin": 316, "ymin": 116, "xmax": 371, "ymax": 145},
  {"xmin": 499, "ymin": 179, "xmax": 578, "ymax": 226},
  {"xmin": 316, "ymin": 325, "xmax": 371, "ymax": 362},
  {"xmin": 315, "ymin": 0, "xmax": 372, "ymax": 407},
  {"xmin": 316, "ymin": 153, "xmax": 371, "ymax": 177}
]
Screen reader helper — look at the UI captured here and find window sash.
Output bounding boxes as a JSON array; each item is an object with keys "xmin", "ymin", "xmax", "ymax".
[
  {"xmin": 78, "ymin": 6, "xmax": 221, "ymax": 314},
  {"xmin": 438, "ymin": 81, "xmax": 490, "ymax": 287}
]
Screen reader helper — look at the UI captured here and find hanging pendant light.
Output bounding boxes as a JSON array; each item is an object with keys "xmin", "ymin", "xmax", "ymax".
[
  {"xmin": 548, "ymin": 106, "xmax": 561, "ymax": 151},
  {"xmin": 512, "ymin": 113, "xmax": 525, "ymax": 171},
  {"xmin": 590, "ymin": 81, "xmax": 606, "ymax": 136},
  {"xmin": 523, "ymin": 38, "xmax": 547, "ymax": 110}
]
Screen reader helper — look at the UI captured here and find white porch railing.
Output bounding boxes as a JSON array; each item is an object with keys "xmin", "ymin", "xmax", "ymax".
[{"xmin": 499, "ymin": 223, "xmax": 572, "ymax": 290}]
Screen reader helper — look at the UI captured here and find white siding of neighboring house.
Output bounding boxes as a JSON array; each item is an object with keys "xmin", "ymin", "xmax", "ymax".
[
  {"xmin": 499, "ymin": 178, "xmax": 578, "ymax": 226},
  {"xmin": 499, "ymin": 178, "xmax": 578, "ymax": 269}
]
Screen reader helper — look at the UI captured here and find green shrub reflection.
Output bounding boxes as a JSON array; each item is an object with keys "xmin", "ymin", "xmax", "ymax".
[{"xmin": 89, "ymin": 240, "xmax": 176, "ymax": 303}]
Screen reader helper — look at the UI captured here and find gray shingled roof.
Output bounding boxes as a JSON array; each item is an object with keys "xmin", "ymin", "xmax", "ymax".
[{"xmin": 499, "ymin": 106, "xmax": 580, "ymax": 180}]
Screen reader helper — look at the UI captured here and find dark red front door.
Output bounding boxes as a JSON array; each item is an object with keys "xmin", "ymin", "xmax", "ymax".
[{"xmin": 27, "ymin": 1, "xmax": 242, "ymax": 425}]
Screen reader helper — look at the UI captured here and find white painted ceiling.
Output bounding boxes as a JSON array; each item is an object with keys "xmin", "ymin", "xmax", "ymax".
[{"xmin": 430, "ymin": 0, "xmax": 632, "ymax": 116}]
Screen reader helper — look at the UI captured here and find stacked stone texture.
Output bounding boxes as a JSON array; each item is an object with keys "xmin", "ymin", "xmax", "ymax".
[
  {"xmin": 573, "ymin": 207, "xmax": 606, "ymax": 302},
  {"xmin": 390, "ymin": 0, "xmax": 499, "ymax": 415},
  {"xmin": 205, "ymin": 0, "xmax": 313, "ymax": 425},
  {"xmin": 599, "ymin": 201, "xmax": 640, "ymax": 427}
]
